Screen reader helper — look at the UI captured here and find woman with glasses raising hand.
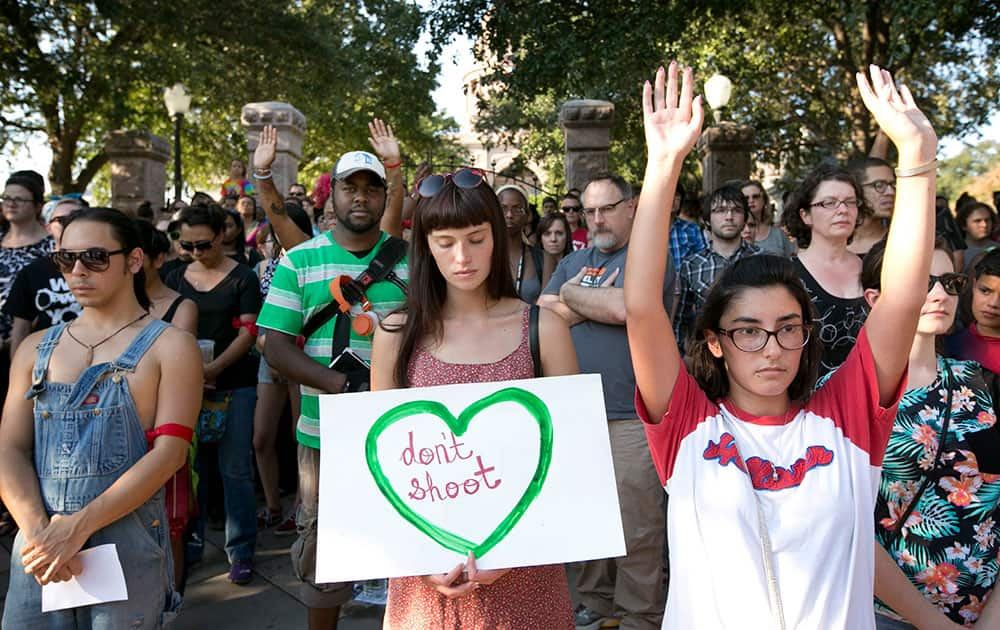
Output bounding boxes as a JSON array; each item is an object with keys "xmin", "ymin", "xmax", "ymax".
[
  {"xmin": 626, "ymin": 62, "xmax": 938, "ymax": 628},
  {"xmin": 782, "ymin": 166, "xmax": 873, "ymax": 376},
  {"xmin": 860, "ymin": 239, "xmax": 1000, "ymax": 629}
]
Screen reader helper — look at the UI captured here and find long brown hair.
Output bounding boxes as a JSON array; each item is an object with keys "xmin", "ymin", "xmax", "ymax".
[{"xmin": 389, "ymin": 177, "xmax": 518, "ymax": 387}]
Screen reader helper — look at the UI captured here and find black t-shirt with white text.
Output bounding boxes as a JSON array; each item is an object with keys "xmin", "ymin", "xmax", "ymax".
[{"xmin": 2, "ymin": 256, "xmax": 81, "ymax": 331}]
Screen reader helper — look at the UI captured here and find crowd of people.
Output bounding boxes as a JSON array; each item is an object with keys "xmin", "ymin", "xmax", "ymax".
[{"xmin": 0, "ymin": 62, "xmax": 998, "ymax": 630}]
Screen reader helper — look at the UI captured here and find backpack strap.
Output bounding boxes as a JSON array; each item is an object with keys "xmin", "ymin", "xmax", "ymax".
[
  {"xmin": 530, "ymin": 305, "xmax": 541, "ymax": 378},
  {"xmin": 297, "ymin": 235, "xmax": 407, "ymax": 348}
]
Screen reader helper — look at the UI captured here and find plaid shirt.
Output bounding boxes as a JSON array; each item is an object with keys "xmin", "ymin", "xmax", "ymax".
[
  {"xmin": 669, "ymin": 218, "xmax": 708, "ymax": 269},
  {"xmin": 674, "ymin": 241, "xmax": 759, "ymax": 350}
]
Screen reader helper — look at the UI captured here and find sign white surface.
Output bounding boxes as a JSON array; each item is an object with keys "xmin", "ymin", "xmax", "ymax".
[
  {"xmin": 316, "ymin": 374, "xmax": 625, "ymax": 582},
  {"xmin": 41, "ymin": 544, "xmax": 128, "ymax": 612}
]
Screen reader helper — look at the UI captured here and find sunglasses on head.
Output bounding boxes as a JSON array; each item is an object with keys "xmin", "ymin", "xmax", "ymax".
[
  {"xmin": 51, "ymin": 248, "xmax": 127, "ymax": 273},
  {"xmin": 179, "ymin": 240, "xmax": 214, "ymax": 253},
  {"xmin": 417, "ymin": 168, "xmax": 485, "ymax": 199}
]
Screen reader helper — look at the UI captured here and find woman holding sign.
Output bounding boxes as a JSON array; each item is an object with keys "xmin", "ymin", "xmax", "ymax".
[
  {"xmin": 371, "ymin": 170, "xmax": 578, "ymax": 629},
  {"xmin": 625, "ymin": 62, "xmax": 938, "ymax": 627}
]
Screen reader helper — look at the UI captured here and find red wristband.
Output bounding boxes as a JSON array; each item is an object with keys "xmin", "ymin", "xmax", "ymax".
[{"xmin": 382, "ymin": 160, "xmax": 401, "ymax": 169}]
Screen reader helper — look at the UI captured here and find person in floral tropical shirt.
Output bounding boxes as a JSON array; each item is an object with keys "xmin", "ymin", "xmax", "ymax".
[{"xmin": 862, "ymin": 238, "xmax": 1000, "ymax": 628}]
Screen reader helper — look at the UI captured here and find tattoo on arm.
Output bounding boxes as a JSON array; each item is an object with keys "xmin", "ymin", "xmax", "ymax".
[{"xmin": 270, "ymin": 201, "xmax": 287, "ymax": 216}]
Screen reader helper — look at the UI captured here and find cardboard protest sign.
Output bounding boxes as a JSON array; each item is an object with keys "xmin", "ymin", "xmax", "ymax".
[{"xmin": 316, "ymin": 373, "xmax": 625, "ymax": 582}]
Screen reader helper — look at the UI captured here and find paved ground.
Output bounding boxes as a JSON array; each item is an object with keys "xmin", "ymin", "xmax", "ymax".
[{"xmin": 0, "ymin": 496, "xmax": 382, "ymax": 629}]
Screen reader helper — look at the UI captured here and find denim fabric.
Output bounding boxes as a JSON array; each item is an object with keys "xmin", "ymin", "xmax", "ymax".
[
  {"xmin": 4, "ymin": 320, "xmax": 181, "ymax": 628},
  {"xmin": 193, "ymin": 386, "xmax": 257, "ymax": 563}
]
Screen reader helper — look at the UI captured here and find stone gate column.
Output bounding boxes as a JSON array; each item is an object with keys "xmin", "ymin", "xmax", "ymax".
[
  {"xmin": 241, "ymin": 102, "xmax": 307, "ymax": 197},
  {"xmin": 697, "ymin": 122, "xmax": 755, "ymax": 196},
  {"xmin": 104, "ymin": 130, "xmax": 170, "ymax": 213},
  {"xmin": 559, "ymin": 100, "xmax": 614, "ymax": 193}
]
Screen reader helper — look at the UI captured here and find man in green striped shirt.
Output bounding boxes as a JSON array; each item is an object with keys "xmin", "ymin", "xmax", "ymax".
[{"xmin": 258, "ymin": 149, "xmax": 406, "ymax": 628}]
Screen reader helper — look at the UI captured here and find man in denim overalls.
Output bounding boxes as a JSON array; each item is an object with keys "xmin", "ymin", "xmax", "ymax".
[{"xmin": 0, "ymin": 208, "xmax": 202, "ymax": 628}]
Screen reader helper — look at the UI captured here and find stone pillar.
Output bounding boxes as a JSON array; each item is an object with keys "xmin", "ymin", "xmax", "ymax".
[
  {"xmin": 241, "ymin": 102, "xmax": 307, "ymax": 197},
  {"xmin": 104, "ymin": 130, "xmax": 170, "ymax": 213},
  {"xmin": 559, "ymin": 100, "xmax": 614, "ymax": 193},
  {"xmin": 697, "ymin": 122, "xmax": 755, "ymax": 196}
]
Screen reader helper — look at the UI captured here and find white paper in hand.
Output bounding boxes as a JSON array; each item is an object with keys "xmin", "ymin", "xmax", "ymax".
[{"xmin": 40, "ymin": 544, "xmax": 129, "ymax": 612}]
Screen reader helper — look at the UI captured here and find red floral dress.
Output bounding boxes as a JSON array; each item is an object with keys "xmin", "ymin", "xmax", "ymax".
[{"xmin": 384, "ymin": 307, "xmax": 574, "ymax": 630}]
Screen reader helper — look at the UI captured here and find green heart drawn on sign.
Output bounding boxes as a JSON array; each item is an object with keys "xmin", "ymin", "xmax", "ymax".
[{"xmin": 365, "ymin": 387, "xmax": 553, "ymax": 557}]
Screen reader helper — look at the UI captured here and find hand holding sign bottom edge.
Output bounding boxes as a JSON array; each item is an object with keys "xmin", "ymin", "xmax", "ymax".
[{"xmin": 421, "ymin": 551, "xmax": 512, "ymax": 600}]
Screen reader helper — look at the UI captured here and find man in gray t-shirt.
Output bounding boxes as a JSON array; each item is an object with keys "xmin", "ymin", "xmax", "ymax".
[{"xmin": 540, "ymin": 173, "xmax": 673, "ymax": 630}]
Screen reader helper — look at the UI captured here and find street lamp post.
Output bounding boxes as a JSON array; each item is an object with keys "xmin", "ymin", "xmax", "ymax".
[
  {"xmin": 163, "ymin": 83, "xmax": 192, "ymax": 203},
  {"xmin": 697, "ymin": 73, "xmax": 755, "ymax": 196}
]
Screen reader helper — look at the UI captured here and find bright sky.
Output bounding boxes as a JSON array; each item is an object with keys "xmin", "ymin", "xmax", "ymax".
[{"xmin": 1, "ymin": 29, "xmax": 997, "ymax": 192}]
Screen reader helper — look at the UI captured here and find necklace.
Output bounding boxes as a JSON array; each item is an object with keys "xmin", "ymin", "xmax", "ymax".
[{"xmin": 65, "ymin": 312, "xmax": 149, "ymax": 364}]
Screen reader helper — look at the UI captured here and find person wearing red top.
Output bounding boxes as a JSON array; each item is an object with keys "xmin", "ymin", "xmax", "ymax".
[
  {"xmin": 625, "ymin": 62, "xmax": 938, "ymax": 628},
  {"xmin": 947, "ymin": 249, "xmax": 1000, "ymax": 373}
]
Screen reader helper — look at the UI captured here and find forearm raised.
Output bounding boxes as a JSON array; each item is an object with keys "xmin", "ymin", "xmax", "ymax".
[
  {"xmin": 258, "ymin": 175, "xmax": 310, "ymax": 249},
  {"xmin": 380, "ymin": 165, "xmax": 403, "ymax": 238}
]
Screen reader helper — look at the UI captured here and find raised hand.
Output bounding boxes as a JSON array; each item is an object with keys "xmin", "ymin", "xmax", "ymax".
[
  {"xmin": 368, "ymin": 118, "xmax": 400, "ymax": 164},
  {"xmin": 643, "ymin": 62, "xmax": 704, "ymax": 164},
  {"xmin": 253, "ymin": 125, "xmax": 278, "ymax": 171},
  {"xmin": 856, "ymin": 65, "xmax": 936, "ymax": 165}
]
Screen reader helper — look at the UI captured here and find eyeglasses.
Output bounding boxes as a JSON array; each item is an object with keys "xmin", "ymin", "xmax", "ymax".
[
  {"xmin": 417, "ymin": 168, "xmax": 485, "ymax": 199},
  {"xmin": 179, "ymin": 240, "xmax": 214, "ymax": 252},
  {"xmin": 562, "ymin": 206, "xmax": 582, "ymax": 213},
  {"xmin": 711, "ymin": 203, "xmax": 742, "ymax": 216},
  {"xmin": 929, "ymin": 273, "xmax": 967, "ymax": 296},
  {"xmin": 810, "ymin": 197, "xmax": 859, "ymax": 211},
  {"xmin": 583, "ymin": 198, "xmax": 626, "ymax": 218},
  {"xmin": 863, "ymin": 179, "xmax": 896, "ymax": 194},
  {"xmin": 51, "ymin": 248, "xmax": 127, "ymax": 273},
  {"xmin": 1, "ymin": 195, "xmax": 34, "ymax": 206},
  {"xmin": 716, "ymin": 324, "xmax": 812, "ymax": 352},
  {"xmin": 287, "ymin": 191, "xmax": 306, "ymax": 198},
  {"xmin": 50, "ymin": 215, "xmax": 75, "ymax": 227},
  {"xmin": 168, "ymin": 231, "xmax": 181, "ymax": 241},
  {"xmin": 502, "ymin": 205, "xmax": 527, "ymax": 216}
]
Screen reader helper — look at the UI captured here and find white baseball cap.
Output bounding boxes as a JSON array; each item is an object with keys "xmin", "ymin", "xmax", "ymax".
[{"xmin": 333, "ymin": 151, "xmax": 386, "ymax": 186}]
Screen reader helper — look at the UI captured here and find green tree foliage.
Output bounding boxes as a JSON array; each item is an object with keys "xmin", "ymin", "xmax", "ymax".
[
  {"xmin": 431, "ymin": 0, "xmax": 1000, "ymax": 185},
  {"xmin": 0, "ymin": 0, "xmax": 457, "ymax": 196},
  {"xmin": 938, "ymin": 140, "xmax": 1000, "ymax": 202}
]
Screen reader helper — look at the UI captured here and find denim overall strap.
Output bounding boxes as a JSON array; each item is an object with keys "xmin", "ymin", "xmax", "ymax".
[
  {"xmin": 62, "ymin": 319, "xmax": 170, "ymax": 409},
  {"xmin": 26, "ymin": 323, "xmax": 68, "ymax": 400}
]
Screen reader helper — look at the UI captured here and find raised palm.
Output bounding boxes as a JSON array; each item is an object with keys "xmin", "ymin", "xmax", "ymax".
[
  {"xmin": 643, "ymin": 62, "xmax": 704, "ymax": 163},
  {"xmin": 253, "ymin": 125, "xmax": 277, "ymax": 171},
  {"xmin": 368, "ymin": 118, "xmax": 400, "ymax": 163},
  {"xmin": 856, "ymin": 66, "xmax": 936, "ymax": 160}
]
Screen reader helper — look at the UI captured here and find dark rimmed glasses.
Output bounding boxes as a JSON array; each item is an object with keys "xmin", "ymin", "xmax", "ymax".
[
  {"xmin": 52, "ymin": 248, "xmax": 127, "ymax": 273},
  {"xmin": 417, "ymin": 168, "xmax": 485, "ymax": 199},
  {"xmin": 179, "ymin": 239, "xmax": 214, "ymax": 253},
  {"xmin": 810, "ymin": 197, "xmax": 860, "ymax": 211},
  {"xmin": 562, "ymin": 205, "xmax": 583, "ymax": 213},
  {"xmin": 583, "ymin": 198, "xmax": 626, "ymax": 218},
  {"xmin": 863, "ymin": 179, "xmax": 896, "ymax": 194},
  {"xmin": 716, "ymin": 323, "xmax": 812, "ymax": 352}
]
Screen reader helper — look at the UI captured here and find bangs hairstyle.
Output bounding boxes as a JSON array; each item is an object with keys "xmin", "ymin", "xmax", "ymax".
[
  {"xmin": 702, "ymin": 184, "xmax": 750, "ymax": 223},
  {"xmin": 861, "ymin": 237, "xmax": 955, "ymax": 292},
  {"xmin": 60, "ymin": 207, "xmax": 151, "ymax": 311},
  {"xmin": 389, "ymin": 178, "xmax": 518, "ymax": 387},
  {"xmin": 781, "ymin": 165, "xmax": 871, "ymax": 249},
  {"xmin": 687, "ymin": 255, "xmax": 822, "ymax": 403}
]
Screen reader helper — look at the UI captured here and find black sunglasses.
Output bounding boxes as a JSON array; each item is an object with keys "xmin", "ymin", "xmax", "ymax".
[
  {"xmin": 562, "ymin": 206, "xmax": 582, "ymax": 213},
  {"xmin": 929, "ymin": 273, "xmax": 967, "ymax": 296},
  {"xmin": 417, "ymin": 168, "xmax": 485, "ymax": 199},
  {"xmin": 179, "ymin": 239, "xmax": 214, "ymax": 253},
  {"xmin": 52, "ymin": 248, "xmax": 127, "ymax": 273}
]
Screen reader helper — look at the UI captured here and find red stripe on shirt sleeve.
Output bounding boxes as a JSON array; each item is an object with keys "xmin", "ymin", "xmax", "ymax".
[
  {"xmin": 637, "ymin": 366, "xmax": 719, "ymax": 485},
  {"xmin": 808, "ymin": 327, "xmax": 906, "ymax": 466}
]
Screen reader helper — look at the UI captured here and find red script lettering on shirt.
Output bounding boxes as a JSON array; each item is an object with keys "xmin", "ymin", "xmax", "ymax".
[{"xmin": 702, "ymin": 432, "xmax": 834, "ymax": 491}]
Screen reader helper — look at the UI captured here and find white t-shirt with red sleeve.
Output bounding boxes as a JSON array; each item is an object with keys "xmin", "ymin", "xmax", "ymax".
[{"xmin": 638, "ymin": 328, "xmax": 905, "ymax": 629}]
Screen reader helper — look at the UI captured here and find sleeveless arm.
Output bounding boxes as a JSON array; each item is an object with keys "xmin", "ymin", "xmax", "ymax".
[{"xmin": 625, "ymin": 63, "xmax": 703, "ymax": 423}]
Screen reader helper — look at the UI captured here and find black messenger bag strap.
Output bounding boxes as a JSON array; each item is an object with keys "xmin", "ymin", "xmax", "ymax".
[
  {"xmin": 298, "ymin": 236, "xmax": 408, "ymax": 345},
  {"xmin": 530, "ymin": 304, "xmax": 541, "ymax": 378}
]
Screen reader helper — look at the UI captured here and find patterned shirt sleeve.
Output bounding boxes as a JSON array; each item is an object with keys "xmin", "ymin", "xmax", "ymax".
[{"xmin": 256, "ymin": 257, "xmax": 304, "ymax": 336}]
